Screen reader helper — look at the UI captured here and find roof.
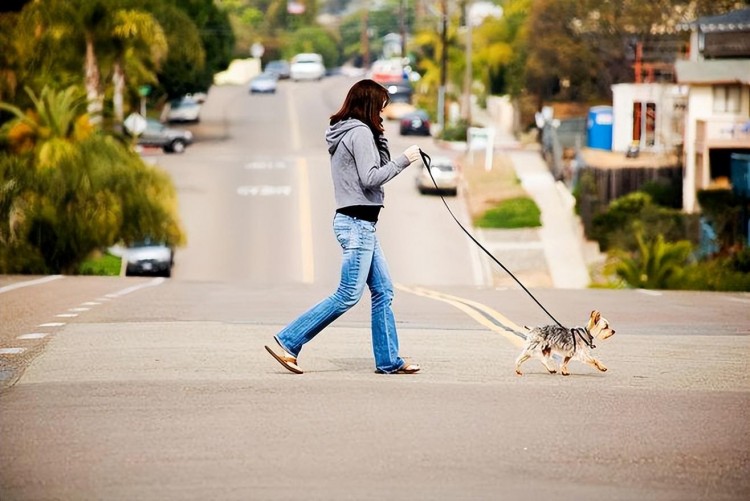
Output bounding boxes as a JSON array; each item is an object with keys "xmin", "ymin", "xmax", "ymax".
[
  {"xmin": 693, "ymin": 8, "xmax": 750, "ymax": 33},
  {"xmin": 675, "ymin": 59, "xmax": 750, "ymax": 84}
]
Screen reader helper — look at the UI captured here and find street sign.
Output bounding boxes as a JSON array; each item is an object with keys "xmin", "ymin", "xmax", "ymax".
[
  {"xmin": 123, "ymin": 112, "xmax": 147, "ymax": 136},
  {"xmin": 251, "ymin": 42, "xmax": 265, "ymax": 59}
]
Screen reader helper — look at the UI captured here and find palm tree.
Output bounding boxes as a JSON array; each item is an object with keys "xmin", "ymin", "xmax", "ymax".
[
  {"xmin": 110, "ymin": 8, "xmax": 167, "ymax": 123},
  {"xmin": 614, "ymin": 226, "xmax": 693, "ymax": 289},
  {"xmin": 0, "ymin": 85, "xmax": 184, "ymax": 274}
]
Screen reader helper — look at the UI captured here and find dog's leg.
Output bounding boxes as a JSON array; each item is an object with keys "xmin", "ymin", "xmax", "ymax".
[
  {"xmin": 540, "ymin": 347, "xmax": 557, "ymax": 374},
  {"xmin": 514, "ymin": 350, "xmax": 532, "ymax": 376},
  {"xmin": 580, "ymin": 352, "xmax": 608, "ymax": 372},
  {"xmin": 590, "ymin": 358, "xmax": 608, "ymax": 372},
  {"xmin": 560, "ymin": 356, "xmax": 572, "ymax": 376}
]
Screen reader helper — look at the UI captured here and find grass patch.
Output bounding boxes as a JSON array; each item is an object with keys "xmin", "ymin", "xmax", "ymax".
[
  {"xmin": 79, "ymin": 251, "xmax": 122, "ymax": 276},
  {"xmin": 475, "ymin": 196, "xmax": 542, "ymax": 229}
]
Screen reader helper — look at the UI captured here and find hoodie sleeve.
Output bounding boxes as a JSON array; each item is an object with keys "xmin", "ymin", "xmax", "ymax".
[{"xmin": 348, "ymin": 127, "xmax": 411, "ymax": 188}]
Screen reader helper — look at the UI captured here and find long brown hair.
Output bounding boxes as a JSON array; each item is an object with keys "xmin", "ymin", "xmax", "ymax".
[{"xmin": 329, "ymin": 79, "xmax": 390, "ymax": 137}]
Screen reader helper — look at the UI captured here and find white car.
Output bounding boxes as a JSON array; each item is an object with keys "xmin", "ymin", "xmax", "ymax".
[
  {"xmin": 290, "ymin": 53, "xmax": 325, "ymax": 81},
  {"xmin": 416, "ymin": 156, "xmax": 459, "ymax": 196},
  {"xmin": 165, "ymin": 97, "xmax": 201, "ymax": 123},
  {"xmin": 124, "ymin": 239, "xmax": 174, "ymax": 277}
]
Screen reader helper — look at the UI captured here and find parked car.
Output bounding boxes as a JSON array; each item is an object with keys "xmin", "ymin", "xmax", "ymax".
[
  {"xmin": 124, "ymin": 238, "xmax": 174, "ymax": 277},
  {"xmin": 400, "ymin": 110, "xmax": 431, "ymax": 136},
  {"xmin": 415, "ymin": 156, "xmax": 459, "ymax": 196},
  {"xmin": 382, "ymin": 83, "xmax": 415, "ymax": 120},
  {"xmin": 137, "ymin": 118, "xmax": 193, "ymax": 153},
  {"xmin": 249, "ymin": 73, "xmax": 278, "ymax": 94},
  {"xmin": 184, "ymin": 91, "xmax": 207, "ymax": 103},
  {"xmin": 290, "ymin": 53, "xmax": 326, "ymax": 81},
  {"xmin": 166, "ymin": 97, "xmax": 201, "ymax": 123},
  {"xmin": 264, "ymin": 60, "xmax": 290, "ymax": 79}
]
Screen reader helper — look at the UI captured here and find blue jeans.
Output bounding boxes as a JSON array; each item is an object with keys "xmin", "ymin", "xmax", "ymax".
[{"xmin": 275, "ymin": 213, "xmax": 405, "ymax": 373}]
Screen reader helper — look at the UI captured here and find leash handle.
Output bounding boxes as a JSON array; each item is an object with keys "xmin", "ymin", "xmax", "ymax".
[{"xmin": 418, "ymin": 148, "xmax": 565, "ymax": 329}]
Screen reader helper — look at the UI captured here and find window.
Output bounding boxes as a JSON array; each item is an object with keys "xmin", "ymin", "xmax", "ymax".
[
  {"xmin": 632, "ymin": 102, "xmax": 657, "ymax": 147},
  {"xmin": 713, "ymin": 85, "xmax": 741, "ymax": 113}
]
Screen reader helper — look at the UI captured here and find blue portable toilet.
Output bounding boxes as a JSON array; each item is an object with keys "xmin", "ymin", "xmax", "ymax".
[
  {"xmin": 587, "ymin": 106, "xmax": 613, "ymax": 150},
  {"xmin": 730, "ymin": 153, "xmax": 750, "ymax": 197},
  {"xmin": 731, "ymin": 153, "xmax": 750, "ymax": 245}
]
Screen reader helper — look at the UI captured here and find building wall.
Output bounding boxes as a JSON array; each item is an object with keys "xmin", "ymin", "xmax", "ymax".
[
  {"xmin": 612, "ymin": 83, "xmax": 686, "ymax": 153},
  {"xmin": 683, "ymin": 86, "xmax": 714, "ymax": 212}
]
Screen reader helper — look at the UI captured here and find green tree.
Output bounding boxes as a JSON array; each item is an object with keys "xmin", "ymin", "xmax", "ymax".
[
  {"xmin": 157, "ymin": 0, "xmax": 234, "ymax": 96},
  {"xmin": 0, "ymin": 85, "xmax": 184, "ymax": 274},
  {"xmin": 285, "ymin": 26, "xmax": 339, "ymax": 68}
]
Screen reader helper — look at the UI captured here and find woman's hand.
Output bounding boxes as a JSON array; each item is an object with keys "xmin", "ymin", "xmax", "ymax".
[{"xmin": 403, "ymin": 145, "xmax": 421, "ymax": 164}]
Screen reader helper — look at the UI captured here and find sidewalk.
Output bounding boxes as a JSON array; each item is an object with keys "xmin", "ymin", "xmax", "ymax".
[{"xmin": 471, "ymin": 106, "xmax": 593, "ymax": 289}]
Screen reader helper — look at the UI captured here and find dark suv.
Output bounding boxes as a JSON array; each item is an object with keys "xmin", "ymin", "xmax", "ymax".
[{"xmin": 137, "ymin": 118, "xmax": 193, "ymax": 153}]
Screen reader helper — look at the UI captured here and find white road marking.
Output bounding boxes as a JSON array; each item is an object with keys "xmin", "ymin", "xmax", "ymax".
[
  {"xmin": 0, "ymin": 275, "xmax": 63, "ymax": 294},
  {"xmin": 38, "ymin": 322, "xmax": 65, "ymax": 327},
  {"xmin": 69, "ymin": 307, "xmax": 90, "ymax": 312},
  {"xmin": 244, "ymin": 160, "xmax": 289, "ymax": 170},
  {"xmin": 56, "ymin": 313, "xmax": 78, "ymax": 318},
  {"xmin": 726, "ymin": 296, "xmax": 750, "ymax": 304},
  {"xmin": 236, "ymin": 185, "xmax": 292, "ymax": 197},
  {"xmin": 0, "ymin": 348, "xmax": 26, "ymax": 355},
  {"xmin": 17, "ymin": 333, "xmax": 48, "ymax": 340},
  {"xmin": 81, "ymin": 302, "xmax": 102, "ymax": 306},
  {"xmin": 637, "ymin": 289, "xmax": 662, "ymax": 296},
  {"xmin": 106, "ymin": 277, "xmax": 165, "ymax": 298}
]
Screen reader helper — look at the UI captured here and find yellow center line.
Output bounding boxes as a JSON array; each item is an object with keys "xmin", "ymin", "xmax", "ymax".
[
  {"xmin": 297, "ymin": 157, "xmax": 314, "ymax": 284},
  {"xmin": 396, "ymin": 284, "xmax": 525, "ymax": 347}
]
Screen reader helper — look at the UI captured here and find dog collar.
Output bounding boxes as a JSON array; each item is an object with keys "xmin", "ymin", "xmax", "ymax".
[{"xmin": 570, "ymin": 327, "xmax": 596, "ymax": 350}]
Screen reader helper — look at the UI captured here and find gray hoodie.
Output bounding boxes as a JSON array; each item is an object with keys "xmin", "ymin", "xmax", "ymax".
[{"xmin": 325, "ymin": 118, "xmax": 411, "ymax": 209}]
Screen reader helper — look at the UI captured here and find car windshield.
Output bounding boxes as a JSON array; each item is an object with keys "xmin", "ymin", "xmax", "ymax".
[
  {"xmin": 131, "ymin": 238, "xmax": 163, "ymax": 248},
  {"xmin": 432, "ymin": 164, "xmax": 454, "ymax": 173}
]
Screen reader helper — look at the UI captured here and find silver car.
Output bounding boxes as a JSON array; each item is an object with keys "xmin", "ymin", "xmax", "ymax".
[{"xmin": 249, "ymin": 73, "xmax": 278, "ymax": 94}]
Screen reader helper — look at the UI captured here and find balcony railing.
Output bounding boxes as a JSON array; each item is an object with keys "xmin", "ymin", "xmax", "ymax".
[{"xmin": 696, "ymin": 118, "xmax": 750, "ymax": 151}]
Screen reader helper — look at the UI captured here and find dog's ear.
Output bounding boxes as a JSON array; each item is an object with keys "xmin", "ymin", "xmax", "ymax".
[{"xmin": 591, "ymin": 310, "xmax": 601, "ymax": 323}]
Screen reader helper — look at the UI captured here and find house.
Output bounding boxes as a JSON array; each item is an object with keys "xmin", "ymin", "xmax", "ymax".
[
  {"xmin": 611, "ymin": 83, "xmax": 687, "ymax": 154},
  {"xmin": 675, "ymin": 8, "xmax": 750, "ymax": 213}
]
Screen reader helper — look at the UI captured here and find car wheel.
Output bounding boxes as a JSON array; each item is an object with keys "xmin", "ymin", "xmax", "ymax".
[{"xmin": 170, "ymin": 140, "xmax": 186, "ymax": 154}]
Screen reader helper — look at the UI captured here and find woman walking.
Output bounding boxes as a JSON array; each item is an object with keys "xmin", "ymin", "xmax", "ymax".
[{"xmin": 265, "ymin": 79, "xmax": 422, "ymax": 375}]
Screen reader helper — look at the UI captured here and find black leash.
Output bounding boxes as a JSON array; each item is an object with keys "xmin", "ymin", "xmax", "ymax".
[{"xmin": 418, "ymin": 148, "xmax": 567, "ymax": 330}]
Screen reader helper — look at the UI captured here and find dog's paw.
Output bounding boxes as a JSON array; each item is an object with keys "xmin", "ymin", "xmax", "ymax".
[
  {"xmin": 547, "ymin": 369, "xmax": 557, "ymax": 374},
  {"xmin": 515, "ymin": 369, "xmax": 523, "ymax": 376},
  {"xmin": 561, "ymin": 371, "xmax": 570, "ymax": 376}
]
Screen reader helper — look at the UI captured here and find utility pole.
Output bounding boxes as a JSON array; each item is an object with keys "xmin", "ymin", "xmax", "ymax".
[
  {"xmin": 462, "ymin": 0, "xmax": 473, "ymax": 124},
  {"xmin": 438, "ymin": 0, "xmax": 447, "ymax": 132},
  {"xmin": 399, "ymin": 0, "xmax": 406, "ymax": 58},
  {"xmin": 361, "ymin": 2, "xmax": 370, "ymax": 69}
]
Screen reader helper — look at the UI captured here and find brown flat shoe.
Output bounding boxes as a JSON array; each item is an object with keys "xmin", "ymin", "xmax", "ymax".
[
  {"xmin": 265, "ymin": 341, "xmax": 303, "ymax": 374},
  {"xmin": 375, "ymin": 362, "xmax": 421, "ymax": 374}
]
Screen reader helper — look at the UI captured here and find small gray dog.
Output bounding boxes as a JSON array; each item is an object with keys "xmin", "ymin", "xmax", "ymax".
[{"xmin": 515, "ymin": 310, "xmax": 615, "ymax": 376}]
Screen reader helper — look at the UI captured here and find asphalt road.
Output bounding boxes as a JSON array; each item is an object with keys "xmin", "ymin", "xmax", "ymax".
[{"xmin": 1, "ymin": 76, "xmax": 749, "ymax": 500}]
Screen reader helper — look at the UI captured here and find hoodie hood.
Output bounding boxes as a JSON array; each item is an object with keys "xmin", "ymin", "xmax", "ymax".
[{"xmin": 326, "ymin": 118, "xmax": 370, "ymax": 155}]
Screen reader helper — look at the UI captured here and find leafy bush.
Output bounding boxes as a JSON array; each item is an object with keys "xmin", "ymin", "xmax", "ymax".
[
  {"xmin": 475, "ymin": 197, "xmax": 541, "ymax": 229},
  {"xmin": 79, "ymin": 252, "xmax": 122, "ymax": 276},
  {"xmin": 439, "ymin": 120, "xmax": 469, "ymax": 142},
  {"xmin": 670, "ymin": 258, "xmax": 750, "ymax": 291},
  {"xmin": 591, "ymin": 192, "xmax": 698, "ymax": 252}
]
